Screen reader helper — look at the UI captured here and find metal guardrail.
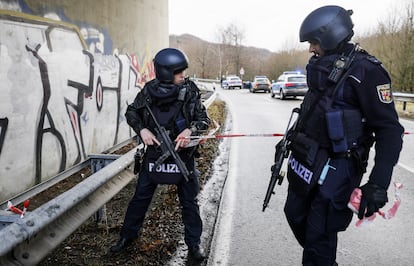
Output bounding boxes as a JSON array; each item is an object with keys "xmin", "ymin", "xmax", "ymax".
[
  {"xmin": 394, "ymin": 92, "xmax": 414, "ymax": 111},
  {"xmin": 0, "ymin": 149, "xmax": 136, "ymax": 265},
  {"xmin": 0, "ymin": 92, "xmax": 217, "ymax": 265},
  {"xmin": 0, "ymin": 160, "xmax": 90, "ymax": 211},
  {"xmin": 0, "ymin": 136, "xmax": 136, "ymax": 211}
]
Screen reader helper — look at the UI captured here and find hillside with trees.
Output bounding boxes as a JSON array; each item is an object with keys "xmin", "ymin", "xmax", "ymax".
[{"xmin": 170, "ymin": 0, "xmax": 414, "ymax": 92}]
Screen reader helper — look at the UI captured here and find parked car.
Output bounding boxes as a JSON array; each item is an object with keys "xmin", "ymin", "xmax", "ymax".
[
  {"xmin": 222, "ymin": 75, "xmax": 242, "ymax": 89},
  {"xmin": 250, "ymin": 76, "xmax": 271, "ymax": 93},
  {"xmin": 242, "ymin": 81, "xmax": 252, "ymax": 89},
  {"xmin": 271, "ymin": 72, "xmax": 308, "ymax": 99}
]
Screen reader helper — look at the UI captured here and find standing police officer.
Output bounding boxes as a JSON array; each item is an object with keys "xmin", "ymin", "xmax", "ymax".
[
  {"xmin": 283, "ymin": 5, "xmax": 404, "ymax": 265},
  {"xmin": 110, "ymin": 48, "xmax": 210, "ymax": 262}
]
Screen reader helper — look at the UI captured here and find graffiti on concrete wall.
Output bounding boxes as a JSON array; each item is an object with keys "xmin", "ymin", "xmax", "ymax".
[{"xmin": 0, "ymin": 10, "xmax": 155, "ymax": 202}]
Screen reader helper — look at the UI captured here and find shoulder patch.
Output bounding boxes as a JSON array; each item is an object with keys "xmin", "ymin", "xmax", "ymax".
[{"xmin": 376, "ymin": 84, "xmax": 393, "ymax": 103}]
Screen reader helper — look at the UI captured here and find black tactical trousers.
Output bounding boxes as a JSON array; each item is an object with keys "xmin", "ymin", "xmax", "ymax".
[
  {"xmin": 120, "ymin": 167, "xmax": 202, "ymax": 248},
  {"xmin": 284, "ymin": 157, "xmax": 362, "ymax": 266}
]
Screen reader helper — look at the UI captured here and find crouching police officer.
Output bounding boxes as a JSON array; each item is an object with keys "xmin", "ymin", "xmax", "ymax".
[
  {"xmin": 110, "ymin": 48, "xmax": 210, "ymax": 262},
  {"xmin": 282, "ymin": 5, "xmax": 404, "ymax": 265}
]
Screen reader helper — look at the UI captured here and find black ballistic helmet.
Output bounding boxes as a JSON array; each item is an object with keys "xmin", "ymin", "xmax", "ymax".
[
  {"xmin": 299, "ymin": 5, "xmax": 354, "ymax": 51},
  {"xmin": 153, "ymin": 48, "xmax": 188, "ymax": 83}
]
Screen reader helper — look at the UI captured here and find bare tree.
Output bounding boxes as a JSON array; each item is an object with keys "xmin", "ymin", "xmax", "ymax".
[
  {"xmin": 396, "ymin": 0, "xmax": 414, "ymax": 92},
  {"xmin": 217, "ymin": 23, "xmax": 245, "ymax": 76},
  {"xmin": 192, "ymin": 41, "xmax": 211, "ymax": 79},
  {"xmin": 363, "ymin": 0, "xmax": 414, "ymax": 92},
  {"xmin": 171, "ymin": 0, "xmax": 414, "ymax": 92}
]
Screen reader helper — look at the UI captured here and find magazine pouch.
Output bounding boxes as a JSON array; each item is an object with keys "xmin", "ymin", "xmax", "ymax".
[
  {"xmin": 326, "ymin": 110, "xmax": 348, "ymax": 153},
  {"xmin": 288, "ymin": 133, "xmax": 328, "ymax": 196}
]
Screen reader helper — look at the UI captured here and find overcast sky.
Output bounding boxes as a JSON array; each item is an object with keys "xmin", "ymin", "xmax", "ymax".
[{"xmin": 169, "ymin": 0, "xmax": 401, "ymax": 52}]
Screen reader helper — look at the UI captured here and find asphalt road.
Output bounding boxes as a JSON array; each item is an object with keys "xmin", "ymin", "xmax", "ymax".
[{"xmin": 206, "ymin": 86, "xmax": 414, "ymax": 266}]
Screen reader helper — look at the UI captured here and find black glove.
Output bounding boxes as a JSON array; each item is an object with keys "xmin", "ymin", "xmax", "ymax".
[{"xmin": 358, "ymin": 182, "xmax": 388, "ymax": 219}]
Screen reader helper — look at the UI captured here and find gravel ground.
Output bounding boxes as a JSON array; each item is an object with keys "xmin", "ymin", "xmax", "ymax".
[{"xmin": 36, "ymin": 100, "xmax": 227, "ymax": 266}]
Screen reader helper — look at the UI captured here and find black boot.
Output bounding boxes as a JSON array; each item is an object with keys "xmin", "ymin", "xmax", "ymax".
[
  {"xmin": 188, "ymin": 246, "xmax": 206, "ymax": 261},
  {"xmin": 110, "ymin": 237, "xmax": 134, "ymax": 253}
]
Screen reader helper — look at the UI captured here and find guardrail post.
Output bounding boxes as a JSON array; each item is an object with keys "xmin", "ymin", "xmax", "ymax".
[
  {"xmin": 393, "ymin": 92, "xmax": 414, "ymax": 112},
  {"xmin": 89, "ymin": 154, "xmax": 121, "ymax": 223}
]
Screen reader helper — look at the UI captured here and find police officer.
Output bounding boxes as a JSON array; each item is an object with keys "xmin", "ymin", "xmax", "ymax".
[
  {"xmin": 283, "ymin": 5, "xmax": 404, "ymax": 265},
  {"xmin": 110, "ymin": 48, "xmax": 210, "ymax": 261}
]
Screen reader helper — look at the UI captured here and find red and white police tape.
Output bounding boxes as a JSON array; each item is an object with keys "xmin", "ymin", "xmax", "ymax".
[
  {"xmin": 183, "ymin": 122, "xmax": 407, "ymax": 226},
  {"xmin": 348, "ymin": 182, "xmax": 403, "ymax": 227},
  {"xmin": 6, "ymin": 199, "xmax": 30, "ymax": 218},
  {"xmin": 183, "ymin": 130, "xmax": 412, "ymax": 147}
]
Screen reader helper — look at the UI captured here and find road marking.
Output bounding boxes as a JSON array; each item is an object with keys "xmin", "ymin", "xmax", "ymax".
[{"xmin": 398, "ymin": 162, "xmax": 414, "ymax": 174}]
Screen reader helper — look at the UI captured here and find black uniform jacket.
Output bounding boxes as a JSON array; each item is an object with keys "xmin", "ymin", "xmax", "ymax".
[
  {"xmin": 345, "ymin": 47, "xmax": 404, "ymax": 188},
  {"xmin": 304, "ymin": 43, "xmax": 404, "ymax": 189},
  {"xmin": 125, "ymin": 78, "xmax": 210, "ymax": 140}
]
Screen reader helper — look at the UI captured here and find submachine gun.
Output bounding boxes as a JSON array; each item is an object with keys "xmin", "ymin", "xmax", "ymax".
[
  {"xmin": 262, "ymin": 107, "xmax": 300, "ymax": 212},
  {"xmin": 145, "ymin": 104, "xmax": 190, "ymax": 182}
]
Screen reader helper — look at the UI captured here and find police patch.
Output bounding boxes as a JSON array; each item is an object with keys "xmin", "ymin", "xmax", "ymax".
[{"xmin": 376, "ymin": 84, "xmax": 393, "ymax": 103}]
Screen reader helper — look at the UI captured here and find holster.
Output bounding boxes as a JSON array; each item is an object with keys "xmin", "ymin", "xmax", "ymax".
[
  {"xmin": 351, "ymin": 136, "xmax": 374, "ymax": 175},
  {"xmin": 133, "ymin": 144, "xmax": 145, "ymax": 174}
]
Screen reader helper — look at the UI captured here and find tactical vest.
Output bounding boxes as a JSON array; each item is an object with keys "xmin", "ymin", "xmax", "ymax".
[
  {"xmin": 294, "ymin": 51, "xmax": 367, "ymax": 154},
  {"xmin": 147, "ymin": 83, "xmax": 188, "ymax": 140}
]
